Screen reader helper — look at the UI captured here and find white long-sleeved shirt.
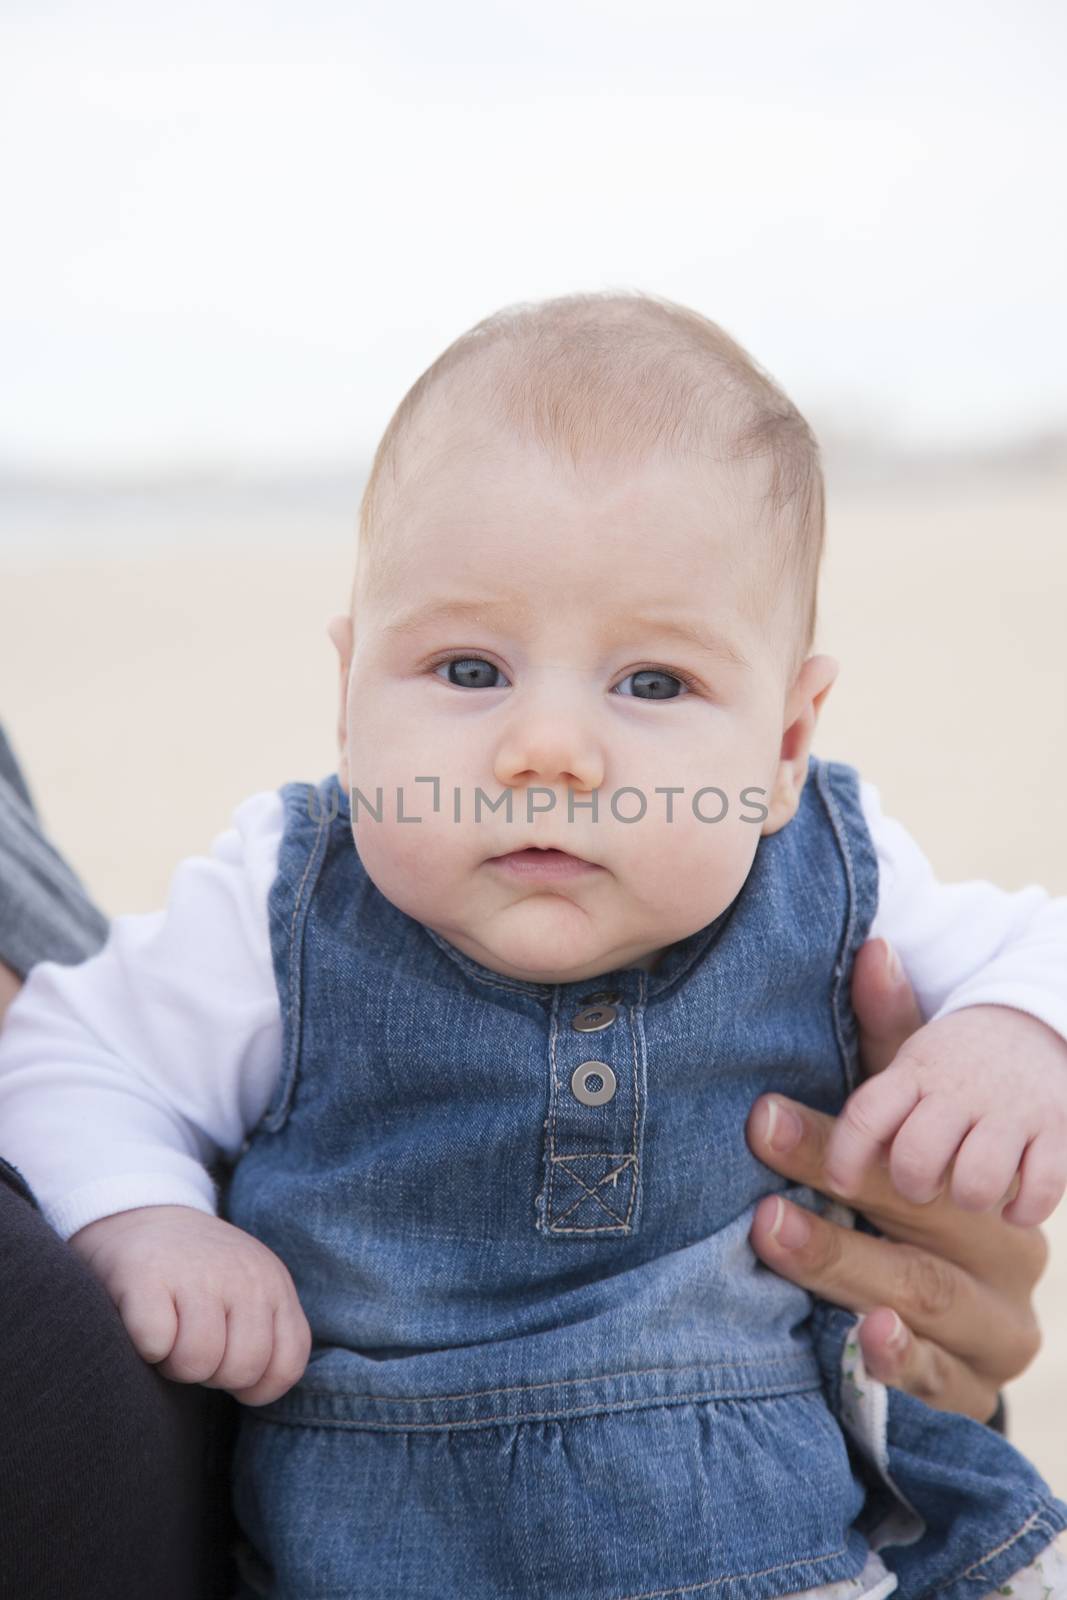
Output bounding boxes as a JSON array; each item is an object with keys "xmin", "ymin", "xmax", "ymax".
[{"xmin": 1, "ymin": 778, "xmax": 1066, "ymax": 1242}]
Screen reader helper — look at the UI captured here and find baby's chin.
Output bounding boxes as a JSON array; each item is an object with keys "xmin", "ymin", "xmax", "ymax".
[{"xmin": 437, "ymin": 903, "xmax": 636, "ymax": 987}]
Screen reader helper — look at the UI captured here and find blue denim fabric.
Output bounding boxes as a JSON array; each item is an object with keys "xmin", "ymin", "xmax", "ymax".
[
  {"xmin": 811, "ymin": 1303, "xmax": 1066, "ymax": 1600},
  {"xmin": 220, "ymin": 754, "xmax": 1067, "ymax": 1600}
]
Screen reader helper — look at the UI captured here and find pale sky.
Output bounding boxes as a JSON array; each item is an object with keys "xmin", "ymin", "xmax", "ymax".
[{"xmin": 2, "ymin": 0, "xmax": 1065, "ymax": 472}]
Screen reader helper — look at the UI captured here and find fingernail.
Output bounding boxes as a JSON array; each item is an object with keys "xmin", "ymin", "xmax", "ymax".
[
  {"xmin": 768, "ymin": 1197, "xmax": 812, "ymax": 1249},
  {"xmin": 883, "ymin": 940, "xmax": 903, "ymax": 984},
  {"xmin": 764, "ymin": 1097, "xmax": 803, "ymax": 1153},
  {"xmin": 885, "ymin": 1310, "xmax": 908, "ymax": 1351}
]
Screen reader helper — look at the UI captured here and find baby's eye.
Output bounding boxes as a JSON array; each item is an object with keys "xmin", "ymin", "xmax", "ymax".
[
  {"xmin": 434, "ymin": 656, "xmax": 509, "ymax": 690},
  {"xmin": 614, "ymin": 668, "xmax": 690, "ymax": 701}
]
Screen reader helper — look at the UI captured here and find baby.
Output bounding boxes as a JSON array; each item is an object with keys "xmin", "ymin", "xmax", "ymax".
[{"xmin": 2, "ymin": 290, "xmax": 1067, "ymax": 1600}]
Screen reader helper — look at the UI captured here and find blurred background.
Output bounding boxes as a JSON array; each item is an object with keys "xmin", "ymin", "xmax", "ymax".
[{"xmin": 1, "ymin": 0, "xmax": 1065, "ymax": 1486}]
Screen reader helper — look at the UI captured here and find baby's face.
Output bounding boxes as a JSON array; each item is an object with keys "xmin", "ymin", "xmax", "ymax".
[{"xmin": 333, "ymin": 417, "xmax": 831, "ymax": 985}]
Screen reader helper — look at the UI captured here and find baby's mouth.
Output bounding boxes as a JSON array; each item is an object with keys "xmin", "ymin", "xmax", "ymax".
[{"xmin": 487, "ymin": 845, "xmax": 604, "ymax": 879}]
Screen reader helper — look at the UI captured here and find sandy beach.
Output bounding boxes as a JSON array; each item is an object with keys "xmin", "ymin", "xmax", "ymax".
[{"xmin": 2, "ymin": 459, "xmax": 1066, "ymax": 1488}]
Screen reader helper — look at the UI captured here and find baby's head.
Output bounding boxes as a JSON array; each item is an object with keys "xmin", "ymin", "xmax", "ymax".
[{"xmin": 327, "ymin": 290, "xmax": 838, "ymax": 985}]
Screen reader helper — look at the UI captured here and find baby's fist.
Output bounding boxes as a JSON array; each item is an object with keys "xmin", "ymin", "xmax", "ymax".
[
  {"xmin": 825, "ymin": 1005, "xmax": 1067, "ymax": 1226},
  {"xmin": 68, "ymin": 1204, "xmax": 313, "ymax": 1405}
]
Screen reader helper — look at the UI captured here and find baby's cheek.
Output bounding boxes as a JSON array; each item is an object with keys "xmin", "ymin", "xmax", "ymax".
[
  {"xmin": 358, "ymin": 814, "xmax": 423, "ymax": 882},
  {"xmin": 625, "ymin": 812, "xmax": 759, "ymax": 931}
]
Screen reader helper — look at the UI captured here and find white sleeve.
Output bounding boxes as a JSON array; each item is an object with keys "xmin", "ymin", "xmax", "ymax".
[
  {"xmin": 0, "ymin": 789, "xmax": 284, "ymax": 1240},
  {"xmin": 861, "ymin": 778, "xmax": 1067, "ymax": 1043}
]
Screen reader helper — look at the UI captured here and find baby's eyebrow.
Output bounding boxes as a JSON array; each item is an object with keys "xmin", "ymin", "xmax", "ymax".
[
  {"xmin": 626, "ymin": 614, "xmax": 750, "ymax": 669},
  {"xmin": 379, "ymin": 597, "xmax": 749, "ymax": 669},
  {"xmin": 380, "ymin": 596, "xmax": 527, "ymax": 639}
]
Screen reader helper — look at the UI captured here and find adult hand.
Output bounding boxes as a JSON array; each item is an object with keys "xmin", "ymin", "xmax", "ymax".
[
  {"xmin": 747, "ymin": 936, "xmax": 1046, "ymax": 1422},
  {"xmin": 0, "ymin": 959, "xmax": 21, "ymax": 1027}
]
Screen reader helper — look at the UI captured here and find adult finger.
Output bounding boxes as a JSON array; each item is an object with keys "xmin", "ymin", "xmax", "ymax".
[
  {"xmin": 747, "ymin": 1092, "xmax": 1039, "ymax": 1289},
  {"xmin": 856, "ymin": 1306, "xmax": 1000, "ymax": 1422},
  {"xmin": 750, "ymin": 1092, "xmax": 906, "ymax": 1217},
  {"xmin": 748, "ymin": 1193, "xmax": 1033, "ymax": 1383}
]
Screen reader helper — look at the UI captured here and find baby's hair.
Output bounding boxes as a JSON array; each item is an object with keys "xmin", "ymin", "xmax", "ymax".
[{"xmin": 355, "ymin": 289, "xmax": 824, "ymax": 680}]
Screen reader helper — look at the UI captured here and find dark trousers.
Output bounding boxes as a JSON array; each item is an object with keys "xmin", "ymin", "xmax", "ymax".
[{"xmin": 0, "ymin": 1140, "xmax": 243, "ymax": 1597}]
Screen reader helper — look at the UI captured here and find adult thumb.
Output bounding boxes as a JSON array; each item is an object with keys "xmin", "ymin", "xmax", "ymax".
[{"xmin": 851, "ymin": 937, "xmax": 925, "ymax": 1077}]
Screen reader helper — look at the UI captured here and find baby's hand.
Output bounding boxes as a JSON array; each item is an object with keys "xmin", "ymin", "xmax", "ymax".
[
  {"xmin": 68, "ymin": 1204, "xmax": 313, "ymax": 1406},
  {"xmin": 825, "ymin": 1005, "xmax": 1067, "ymax": 1227}
]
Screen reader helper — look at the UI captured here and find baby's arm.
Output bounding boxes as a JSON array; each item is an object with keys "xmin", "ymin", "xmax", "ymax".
[
  {"xmin": 0, "ymin": 790, "xmax": 308, "ymax": 1403},
  {"xmin": 825, "ymin": 780, "xmax": 1067, "ymax": 1225}
]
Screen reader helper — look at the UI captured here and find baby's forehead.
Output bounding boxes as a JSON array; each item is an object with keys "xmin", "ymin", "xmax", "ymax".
[
  {"xmin": 361, "ymin": 434, "xmax": 783, "ymax": 665},
  {"xmin": 369, "ymin": 320, "xmax": 783, "ymax": 565},
  {"xmin": 371, "ymin": 339, "xmax": 783, "ymax": 572},
  {"xmin": 394, "ymin": 386, "xmax": 773, "ymax": 529}
]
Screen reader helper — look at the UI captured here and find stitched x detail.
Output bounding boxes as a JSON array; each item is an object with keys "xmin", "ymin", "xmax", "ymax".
[{"xmin": 548, "ymin": 1153, "xmax": 637, "ymax": 1231}]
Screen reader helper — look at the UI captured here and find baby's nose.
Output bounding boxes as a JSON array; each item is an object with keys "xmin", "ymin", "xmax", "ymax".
[{"xmin": 492, "ymin": 711, "xmax": 604, "ymax": 798}]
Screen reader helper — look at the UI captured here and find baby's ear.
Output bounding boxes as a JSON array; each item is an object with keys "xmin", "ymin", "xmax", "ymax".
[
  {"xmin": 326, "ymin": 615, "xmax": 354, "ymax": 789},
  {"xmin": 326, "ymin": 613, "xmax": 353, "ymax": 665},
  {"xmin": 761, "ymin": 654, "xmax": 839, "ymax": 836}
]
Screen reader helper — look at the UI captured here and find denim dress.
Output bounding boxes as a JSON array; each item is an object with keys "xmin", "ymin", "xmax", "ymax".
[{"xmin": 220, "ymin": 754, "xmax": 1067, "ymax": 1600}]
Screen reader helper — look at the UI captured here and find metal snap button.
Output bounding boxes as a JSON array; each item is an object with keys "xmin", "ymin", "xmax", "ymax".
[
  {"xmin": 570, "ymin": 1061, "xmax": 617, "ymax": 1106},
  {"xmin": 580, "ymin": 989, "xmax": 621, "ymax": 1006},
  {"xmin": 571, "ymin": 1003, "xmax": 618, "ymax": 1033}
]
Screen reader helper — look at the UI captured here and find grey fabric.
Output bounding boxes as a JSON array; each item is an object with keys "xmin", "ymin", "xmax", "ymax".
[
  {"xmin": 0, "ymin": 725, "xmax": 109, "ymax": 977},
  {"xmin": 0, "ymin": 725, "xmax": 37, "ymax": 816}
]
